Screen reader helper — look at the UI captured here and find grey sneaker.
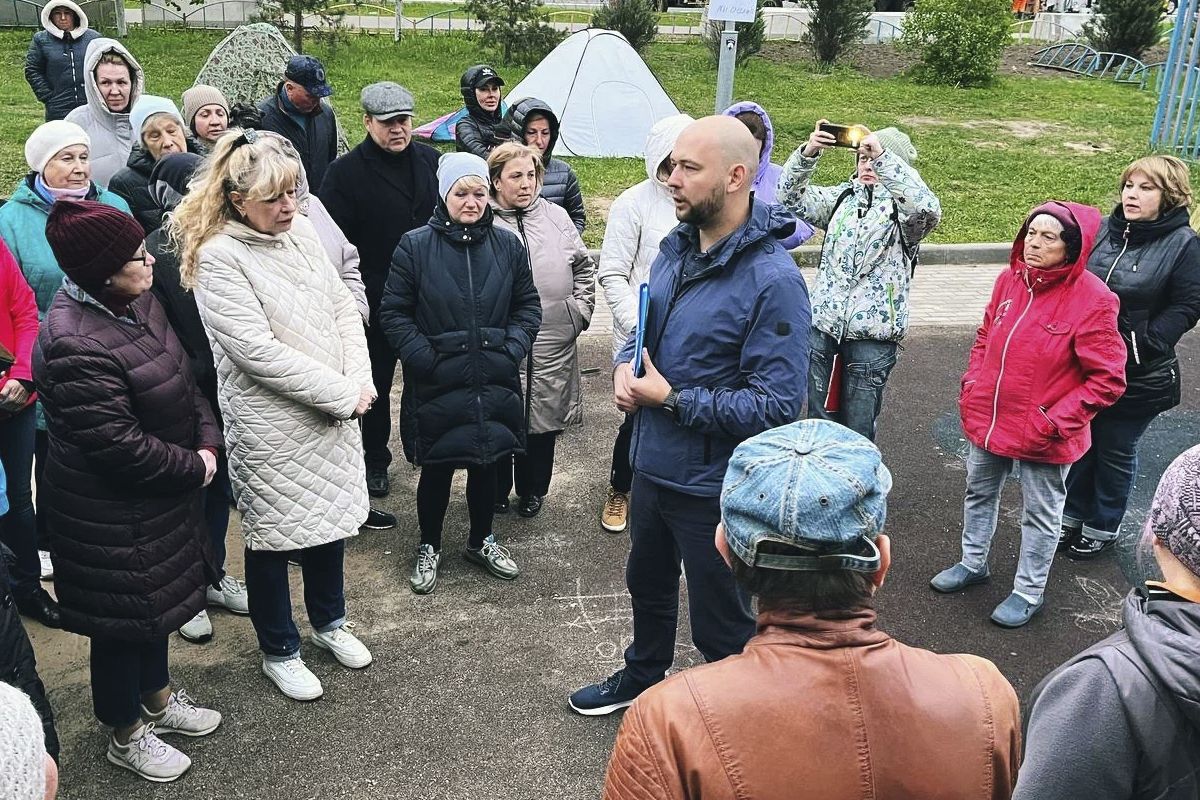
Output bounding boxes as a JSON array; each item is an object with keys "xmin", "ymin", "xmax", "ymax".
[
  {"xmin": 178, "ymin": 610, "xmax": 212, "ymax": 644},
  {"xmin": 463, "ymin": 534, "xmax": 519, "ymax": 581},
  {"xmin": 106, "ymin": 723, "xmax": 191, "ymax": 783},
  {"xmin": 142, "ymin": 690, "xmax": 222, "ymax": 737},
  {"xmin": 930, "ymin": 563, "xmax": 990, "ymax": 593},
  {"xmin": 410, "ymin": 544, "xmax": 440, "ymax": 595},
  {"xmin": 207, "ymin": 576, "xmax": 249, "ymax": 615}
]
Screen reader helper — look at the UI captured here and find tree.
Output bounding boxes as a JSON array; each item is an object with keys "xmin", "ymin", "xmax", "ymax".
[
  {"xmin": 801, "ymin": 0, "xmax": 871, "ymax": 68},
  {"xmin": 901, "ymin": 0, "xmax": 1011, "ymax": 87},
  {"xmin": 464, "ymin": 0, "xmax": 565, "ymax": 65},
  {"xmin": 702, "ymin": 0, "xmax": 766, "ymax": 66},
  {"xmin": 591, "ymin": 0, "xmax": 658, "ymax": 54},
  {"xmin": 257, "ymin": 0, "xmax": 344, "ymax": 53},
  {"xmin": 1083, "ymin": 0, "xmax": 1162, "ymax": 60}
]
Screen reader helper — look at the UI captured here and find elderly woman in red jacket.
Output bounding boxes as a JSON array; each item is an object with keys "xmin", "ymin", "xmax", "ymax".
[{"xmin": 931, "ymin": 202, "xmax": 1127, "ymax": 628}]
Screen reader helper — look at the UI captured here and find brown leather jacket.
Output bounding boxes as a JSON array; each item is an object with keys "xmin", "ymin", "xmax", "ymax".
[{"xmin": 603, "ymin": 608, "xmax": 1021, "ymax": 800}]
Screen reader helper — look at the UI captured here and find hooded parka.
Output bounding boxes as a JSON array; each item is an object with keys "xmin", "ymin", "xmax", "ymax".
[
  {"xmin": 64, "ymin": 38, "xmax": 143, "ymax": 189},
  {"xmin": 24, "ymin": 0, "xmax": 99, "ymax": 122},
  {"xmin": 454, "ymin": 65, "xmax": 514, "ymax": 159},
  {"xmin": 492, "ymin": 196, "xmax": 596, "ymax": 434},
  {"xmin": 960, "ymin": 202, "xmax": 1127, "ymax": 465},
  {"xmin": 504, "ymin": 98, "xmax": 586, "ymax": 233},
  {"xmin": 378, "ymin": 204, "xmax": 542, "ymax": 466}
]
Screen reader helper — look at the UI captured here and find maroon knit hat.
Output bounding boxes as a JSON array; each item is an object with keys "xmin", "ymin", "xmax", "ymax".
[{"xmin": 45, "ymin": 200, "xmax": 145, "ymax": 292}]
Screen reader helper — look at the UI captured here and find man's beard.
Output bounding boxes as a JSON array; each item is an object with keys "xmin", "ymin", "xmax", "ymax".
[{"xmin": 676, "ymin": 186, "xmax": 723, "ymax": 226}]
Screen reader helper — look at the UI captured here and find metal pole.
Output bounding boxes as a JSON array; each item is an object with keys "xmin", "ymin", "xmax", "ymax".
[
  {"xmin": 1152, "ymin": 0, "xmax": 1189, "ymax": 146},
  {"xmin": 394, "ymin": 0, "xmax": 402, "ymax": 41},
  {"xmin": 115, "ymin": 0, "xmax": 127, "ymax": 36},
  {"xmin": 714, "ymin": 19, "xmax": 737, "ymax": 114}
]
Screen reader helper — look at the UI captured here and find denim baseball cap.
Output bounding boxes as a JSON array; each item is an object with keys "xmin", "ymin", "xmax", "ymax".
[
  {"xmin": 285, "ymin": 55, "xmax": 333, "ymax": 99},
  {"xmin": 721, "ymin": 420, "xmax": 892, "ymax": 572}
]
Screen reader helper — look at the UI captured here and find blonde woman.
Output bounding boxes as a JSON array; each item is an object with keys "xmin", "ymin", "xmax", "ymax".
[{"xmin": 166, "ymin": 129, "xmax": 375, "ymax": 702}]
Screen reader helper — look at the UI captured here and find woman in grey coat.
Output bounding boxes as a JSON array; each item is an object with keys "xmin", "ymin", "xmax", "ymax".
[
  {"xmin": 24, "ymin": 0, "xmax": 98, "ymax": 121},
  {"xmin": 503, "ymin": 98, "xmax": 586, "ymax": 234}
]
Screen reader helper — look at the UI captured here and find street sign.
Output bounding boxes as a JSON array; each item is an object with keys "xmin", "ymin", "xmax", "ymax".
[{"xmin": 708, "ymin": 0, "xmax": 756, "ymax": 23}]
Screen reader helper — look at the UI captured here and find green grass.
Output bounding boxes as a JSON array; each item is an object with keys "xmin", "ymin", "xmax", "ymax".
[{"xmin": 0, "ymin": 29, "xmax": 1185, "ymax": 246}]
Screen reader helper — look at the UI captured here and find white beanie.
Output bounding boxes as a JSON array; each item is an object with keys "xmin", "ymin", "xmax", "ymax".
[
  {"xmin": 438, "ymin": 152, "xmax": 489, "ymax": 201},
  {"xmin": 24, "ymin": 120, "xmax": 90, "ymax": 175},
  {"xmin": 130, "ymin": 95, "xmax": 185, "ymax": 142},
  {"xmin": 0, "ymin": 683, "xmax": 47, "ymax": 800}
]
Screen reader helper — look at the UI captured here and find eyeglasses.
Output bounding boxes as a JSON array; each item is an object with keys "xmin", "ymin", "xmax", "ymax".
[{"xmin": 128, "ymin": 250, "xmax": 151, "ymax": 265}]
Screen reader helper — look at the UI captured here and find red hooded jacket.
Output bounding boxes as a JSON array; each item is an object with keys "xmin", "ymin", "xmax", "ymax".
[
  {"xmin": 960, "ymin": 202, "xmax": 1126, "ymax": 464},
  {"xmin": 0, "ymin": 237, "xmax": 38, "ymax": 411}
]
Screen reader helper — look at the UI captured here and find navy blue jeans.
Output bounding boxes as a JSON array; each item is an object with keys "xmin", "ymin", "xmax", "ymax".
[
  {"xmin": 623, "ymin": 473, "xmax": 755, "ymax": 687},
  {"xmin": 204, "ymin": 455, "xmax": 232, "ymax": 588},
  {"xmin": 0, "ymin": 406, "xmax": 39, "ymax": 600},
  {"xmin": 1063, "ymin": 408, "xmax": 1158, "ymax": 542},
  {"xmin": 89, "ymin": 636, "xmax": 169, "ymax": 728},
  {"xmin": 806, "ymin": 329, "xmax": 899, "ymax": 442},
  {"xmin": 244, "ymin": 539, "xmax": 346, "ymax": 661}
]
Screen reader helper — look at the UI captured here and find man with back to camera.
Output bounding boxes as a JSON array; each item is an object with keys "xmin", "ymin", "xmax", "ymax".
[
  {"xmin": 568, "ymin": 115, "xmax": 811, "ymax": 715},
  {"xmin": 602, "ymin": 419, "xmax": 1022, "ymax": 800}
]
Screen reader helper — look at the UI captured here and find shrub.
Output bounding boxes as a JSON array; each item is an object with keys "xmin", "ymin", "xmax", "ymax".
[
  {"xmin": 591, "ymin": 0, "xmax": 658, "ymax": 54},
  {"xmin": 702, "ymin": 0, "xmax": 765, "ymax": 66},
  {"xmin": 801, "ymin": 0, "xmax": 872, "ymax": 68},
  {"xmin": 1083, "ymin": 0, "xmax": 1162, "ymax": 60},
  {"xmin": 463, "ymin": 0, "xmax": 565, "ymax": 65},
  {"xmin": 901, "ymin": 0, "xmax": 1011, "ymax": 87}
]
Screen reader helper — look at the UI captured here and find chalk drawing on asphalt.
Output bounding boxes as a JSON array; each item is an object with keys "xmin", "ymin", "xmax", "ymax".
[{"xmin": 1068, "ymin": 575, "xmax": 1125, "ymax": 635}]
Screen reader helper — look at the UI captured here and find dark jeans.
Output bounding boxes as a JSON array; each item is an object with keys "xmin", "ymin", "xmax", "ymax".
[
  {"xmin": 623, "ymin": 472, "xmax": 755, "ymax": 687},
  {"xmin": 1064, "ymin": 408, "xmax": 1158, "ymax": 542},
  {"xmin": 89, "ymin": 636, "xmax": 169, "ymax": 728},
  {"xmin": 610, "ymin": 414, "xmax": 634, "ymax": 494},
  {"xmin": 244, "ymin": 539, "xmax": 346, "ymax": 661},
  {"xmin": 204, "ymin": 454, "xmax": 232, "ymax": 588},
  {"xmin": 417, "ymin": 463, "xmax": 497, "ymax": 550},
  {"xmin": 0, "ymin": 406, "xmax": 38, "ymax": 599},
  {"xmin": 33, "ymin": 427, "xmax": 47, "ymax": 544},
  {"xmin": 363, "ymin": 322, "xmax": 397, "ymax": 471},
  {"xmin": 806, "ymin": 329, "xmax": 899, "ymax": 442},
  {"xmin": 496, "ymin": 431, "xmax": 560, "ymax": 500}
]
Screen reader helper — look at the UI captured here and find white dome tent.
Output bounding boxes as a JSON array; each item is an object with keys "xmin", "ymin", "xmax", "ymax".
[{"xmin": 506, "ymin": 29, "xmax": 680, "ymax": 158}]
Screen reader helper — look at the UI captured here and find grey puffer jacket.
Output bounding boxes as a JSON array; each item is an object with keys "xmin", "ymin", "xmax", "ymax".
[
  {"xmin": 24, "ymin": 0, "xmax": 98, "ymax": 121},
  {"xmin": 64, "ymin": 38, "xmax": 144, "ymax": 188},
  {"xmin": 504, "ymin": 98, "xmax": 586, "ymax": 233}
]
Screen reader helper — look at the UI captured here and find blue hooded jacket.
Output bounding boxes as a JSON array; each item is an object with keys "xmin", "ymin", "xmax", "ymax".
[{"xmin": 617, "ymin": 199, "xmax": 811, "ymax": 496}]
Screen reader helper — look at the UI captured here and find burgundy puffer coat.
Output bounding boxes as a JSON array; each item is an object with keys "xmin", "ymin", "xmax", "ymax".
[{"xmin": 34, "ymin": 287, "xmax": 221, "ymax": 641}]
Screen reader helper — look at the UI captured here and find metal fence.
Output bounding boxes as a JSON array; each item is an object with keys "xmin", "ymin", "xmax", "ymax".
[{"xmin": 0, "ymin": 0, "xmax": 124, "ymax": 33}]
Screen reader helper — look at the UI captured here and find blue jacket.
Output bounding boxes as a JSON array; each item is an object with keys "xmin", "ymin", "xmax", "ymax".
[
  {"xmin": 23, "ymin": 1, "xmax": 99, "ymax": 121},
  {"xmin": 617, "ymin": 200, "xmax": 811, "ymax": 496}
]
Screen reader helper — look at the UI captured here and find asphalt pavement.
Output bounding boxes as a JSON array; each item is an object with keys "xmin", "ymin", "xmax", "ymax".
[{"xmin": 27, "ymin": 326, "xmax": 1200, "ymax": 800}]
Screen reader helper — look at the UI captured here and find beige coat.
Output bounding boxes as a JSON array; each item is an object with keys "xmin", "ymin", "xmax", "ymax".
[
  {"xmin": 492, "ymin": 197, "xmax": 596, "ymax": 434},
  {"xmin": 194, "ymin": 220, "xmax": 372, "ymax": 551}
]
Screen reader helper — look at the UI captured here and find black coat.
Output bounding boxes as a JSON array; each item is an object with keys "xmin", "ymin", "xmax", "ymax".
[
  {"xmin": 1087, "ymin": 206, "xmax": 1200, "ymax": 416},
  {"xmin": 109, "ymin": 142, "xmax": 200, "ymax": 235},
  {"xmin": 257, "ymin": 85, "xmax": 338, "ymax": 194},
  {"xmin": 504, "ymin": 97, "xmax": 586, "ymax": 233},
  {"xmin": 379, "ymin": 204, "xmax": 542, "ymax": 466},
  {"xmin": 0, "ymin": 551, "xmax": 59, "ymax": 759},
  {"xmin": 319, "ymin": 135, "xmax": 439, "ymax": 316},
  {"xmin": 34, "ymin": 289, "xmax": 223, "ymax": 641},
  {"xmin": 455, "ymin": 67, "xmax": 515, "ymax": 159},
  {"xmin": 24, "ymin": 27, "xmax": 98, "ymax": 121}
]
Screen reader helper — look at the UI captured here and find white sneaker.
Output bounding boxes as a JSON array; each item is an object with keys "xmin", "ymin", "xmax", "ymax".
[
  {"xmin": 311, "ymin": 623, "xmax": 372, "ymax": 669},
  {"xmin": 38, "ymin": 550, "xmax": 53, "ymax": 581},
  {"xmin": 261, "ymin": 656, "xmax": 323, "ymax": 701},
  {"xmin": 142, "ymin": 690, "xmax": 221, "ymax": 737},
  {"xmin": 178, "ymin": 610, "xmax": 212, "ymax": 644},
  {"xmin": 207, "ymin": 576, "xmax": 249, "ymax": 615},
  {"xmin": 106, "ymin": 723, "xmax": 191, "ymax": 783}
]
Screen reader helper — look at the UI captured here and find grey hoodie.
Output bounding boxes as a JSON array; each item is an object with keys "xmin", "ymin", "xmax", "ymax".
[{"xmin": 64, "ymin": 37, "xmax": 144, "ymax": 188}]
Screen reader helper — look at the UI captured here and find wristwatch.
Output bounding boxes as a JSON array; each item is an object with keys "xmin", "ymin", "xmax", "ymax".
[{"xmin": 662, "ymin": 388, "xmax": 681, "ymax": 420}]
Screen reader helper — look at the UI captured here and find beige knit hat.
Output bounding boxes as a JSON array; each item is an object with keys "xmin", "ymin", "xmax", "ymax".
[
  {"xmin": 0, "ymin": 683, "xmax": 47, "ymax": 800},
  {"xmin": 181, "ymin": 84, "xmax": 229, "ymax": 131},
  {"xmin": 873, "ymin": 127, "xmax": 917, "ymax": 165}
]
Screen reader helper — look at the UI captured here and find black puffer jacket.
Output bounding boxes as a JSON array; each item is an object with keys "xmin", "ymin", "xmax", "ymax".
[
  {"xmin": 504, "ymin": 98, "xmax": 586, "ymax": 234},
  {"xmin": 23, "ymin": 1, "xmax": 98, "ymax": 121},
  {"xmin": 109, "ymin": 142, "xmax": 200, "ymax": 235},
  {"xmin": 0, "ymin": 550, "xmax": 59, "ymax": 760},
  {"xmin": 379, "ymin": 204, "xmax": 542, "ymax": 466},
  {"xmin": 1087, "ymin": 206, "xmax": 1200, "ymax": 417},
  {"xmin": 34, "ymin": 288, "xmax": 222, "ymax": 641},
  {"xmin": 454, "ymin": 65, "xmax": 515, "ymax": 158},
  {"xmin": 257, "ymin": 84, "xmax": 338, "ymax": 193}
]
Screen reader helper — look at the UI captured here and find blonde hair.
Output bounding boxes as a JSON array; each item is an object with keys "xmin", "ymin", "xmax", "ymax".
[
  {"xmin": 95, "ymin": 52, "xmax": 131, "ymax": 75},
  {"xmin": 165, "ymin": 129, "xmax": 300, "ymax": 288},
  {"xmin": 487, "ymin": 142, "xmax": 544, "ymax": 193},
  {"xmin": 450, "ymin": 174, "xmax": 489, "ymax": 193},
  {"xmin": 1120, "ymin": 155, "xmax": 1193, "ymax": 214}
]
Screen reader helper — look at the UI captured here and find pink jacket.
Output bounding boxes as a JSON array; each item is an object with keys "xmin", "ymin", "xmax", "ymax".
[{"xmin": 0, "ymin": 237, "xmax": 38, "ymax": 409}]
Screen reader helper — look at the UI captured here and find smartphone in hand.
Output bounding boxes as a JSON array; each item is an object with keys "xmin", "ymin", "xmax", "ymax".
[{"xmin": 818, "ymin": 123, "xmax": 869, "ymax": 149}]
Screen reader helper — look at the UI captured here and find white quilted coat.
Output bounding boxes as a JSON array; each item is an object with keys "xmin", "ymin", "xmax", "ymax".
[{"xmin": 194, "ymin": 220, "xmax": 372, "ymax": 551}]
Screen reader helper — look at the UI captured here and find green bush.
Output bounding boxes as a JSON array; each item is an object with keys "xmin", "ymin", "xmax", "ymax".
[
  {"xmin": 591, "ymin": 0, "xmax": 658, "ymax": 54},
  {"xmin": 901, "ymin": 0, "xmax": 1012, "ymax": 87},
  {"xmin": 702, "ymin": 0, "xmax": 765, "ymax": 66},
  {"xmin": 463, "ymin": 0, "xmax": 565, "ymax": 65},
  {"xmin": 1083, "ymin": 0, "xmax": 1162, "ymax": 60},
  {"xmin": 801, "ymin": 0, "xmax": 872, "ymax": 68}
]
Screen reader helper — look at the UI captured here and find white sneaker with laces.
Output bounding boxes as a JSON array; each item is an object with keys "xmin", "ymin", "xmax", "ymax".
[
  {"xmin": 38, "ymin": 550, "xmax": 53, "ymax": 581},
  {"xmin": 106, "ymin": 723, "xmax": 191, "ymax": 783},
  {"xmin": 178, "ymin": 610, "xmax": 212, "ymax": 643},
  {"xmin": 142, "ymin": 690, "xmax": 222, "ymax": 737},
  {"xmin": 207, "ymin": 575, "xmax": 249, "ymax": 615},
  {"xmin": 262, "ymin": 656, "xmax": 323, "ymax": 701},
  {"xmin": 311, "ymin": 623, "xmax": 372, "ymax": 669}
]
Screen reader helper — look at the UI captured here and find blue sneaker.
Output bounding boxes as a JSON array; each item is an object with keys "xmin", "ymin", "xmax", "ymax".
[
  {"xmin": 568, "ymin": 669, "xmax": 648, "ymax": 716},
  {"xmin": 990, "ymin": 592, "xmax": 1044, "ymax": 628}
]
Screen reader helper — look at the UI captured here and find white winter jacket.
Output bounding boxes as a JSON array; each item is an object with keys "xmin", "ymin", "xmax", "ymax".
[
  {"xmin": 597, "ymin": 114, "xmax": 693, "ymax": 357},
  {"xmin": 194, "ymin": 220, "xmax": 372, "ymax": 551},
  {"xmin": 64, "ymin": 37, "xmax": 143, "ymax": 188}
]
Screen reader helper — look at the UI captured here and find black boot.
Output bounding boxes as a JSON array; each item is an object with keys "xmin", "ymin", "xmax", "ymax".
[{"xmin": 16, "ymin": 588, "xmax": 61, "ymax": 629}]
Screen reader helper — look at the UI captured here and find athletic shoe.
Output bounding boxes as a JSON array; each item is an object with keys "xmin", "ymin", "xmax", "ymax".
[
  {"xmin": 142, "ymin": 690, "xmax": 222, "ymax": 737},
  {"xmin": 410, "ymin": 544, "xmax": 440, "ymax": 595},
  {"xmin": 106, "ymin": 724, "xmax": 191, "ymax": 783},
  {"xmin": 207, "ymin": 576, "xmax": 249, "ymax": 615},
  {"xmin": 311, "ymin": 623, "xmax": 372, "ymax": 669},
  {"xmin": 991, "ymin": 592, "xmax": 1044, "ymax": 628},
  {"xmin": 361, "ymin": 508, "xmax": 397, "ymax": 530},
  {"xmin": 568, "ymin": 669, "xmax": 648, "ymax": 716},
  {"xmin": 463, "ymin": 534, "xmax": 519, "ymax": 580},
  {"xmin": 601, "ymin": 488, "xmax": 629, "ymax": 533},
  {"xmin": 367, "ymin": 467, "xmax": 390, "ymax": 498},
  {"xmin": 38, "ymin": 550, "xmax": 53, "ymax": 581},
  {"xmin": 1057, "ymin": 523, "xmax": 1082, "ymax": 552},
  {"xmin": 929, "ymin": 563, "xmax": 990, "ymax": 593},
  {"xmin": 178, "ymin": 610, "xmax": 213, "ymax": 644},
  {"xmin": 1067, "ymin": 534, "xmax": 1116, "ymax": 560},
  {"xmin": 262, "ymin": 656, "xmax": 323, "ymax": 701}
]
